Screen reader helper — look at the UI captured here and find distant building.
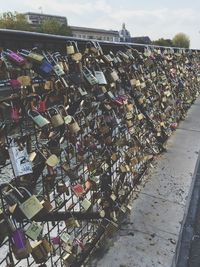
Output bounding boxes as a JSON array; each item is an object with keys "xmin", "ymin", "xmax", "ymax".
[
  {"xmin": 130, "ymin": 36, "xmax": 152, "ymax": 45},
  {"xmin": 119, "ymin": 23, "xmax": 151, "ymax": 44},
  {"xmin": 24, "ymin": 12, "xmax": 119, "ymax": 42},
  {"xmin": 70, "ymin": 26, "xmax": 120, "ymax": 42},
  {"xmin": 119, "ymin": 23, "xmax": 131, "ymax": 42},
  {"xmin": 24, "ymin": 13, "xmax": 151, "ymax": 45},
  {"xmin": 24, "ymin": 12, "xmax": 68, "ymax": 27}
]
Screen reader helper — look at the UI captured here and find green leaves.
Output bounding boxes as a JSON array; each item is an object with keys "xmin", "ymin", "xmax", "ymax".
[
  {"xmin": 0, "ymin": 12, "xmax": 72, "ymax": 36},
  {"xmin": 37, "ymin": 19, "xmax": 72, "ymax": 36},
  {"xmin": 172, "ymin": 33, "xmax": 190, "ymax": 48},
  {"xmin": 0, "ymin": 12, "xmax": 31, "ymax": 31}
]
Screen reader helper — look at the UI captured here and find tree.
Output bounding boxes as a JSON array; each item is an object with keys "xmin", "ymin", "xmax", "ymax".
[
  {"xmin": 0, "ymin": 12, "xmax": 32, "ymax": 31},
  {"xmin": 172, "ymin": 33, "xmax": 190, "ymax": 48},
  {"xmin": 152, "ymin": 38, "xmax": 173, "ymax": 47},
  {"xmin": 37, "ymin": 19, "xmax": 72, "ymax": 36}
]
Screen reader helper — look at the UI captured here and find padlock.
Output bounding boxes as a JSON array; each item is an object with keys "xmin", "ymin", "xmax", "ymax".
[
  {"xmin": 65, "ymin": 217, "xmax": 80, "ymax": 228},
  {"xmin": 81, "ymin": 198, "xmax": 91, "ymax": 211},
  {"xmin": 56, "ymin": 182, "xmax": 69, "ymax": 194},
  {"xmin": 2, "ymin": 183, "xmax": 24, "ymax": 207},
  {"xmin": 31, "ymin": 238, "xmax": 52, "ymax": 264},
  {"xmin": 72, "ymin": 183, "xmax": 84, "ymax": 197},
  {"xmin": 62, "ymin": 252, "xmax": 75, "ymax": 266},
  {"xmin": 3, "ymin": 49, "xmax": 26, "ymax": 66},
  {"xmin": 12, "ymin": 228, "xmax": 32, "ymax": 260},
  {"xmin": 77, "ymin": 86, "xmax": 88, "ymax": 96},
  {"xmin": 37, "ymin": 97, "xmax": 47, "ymax": 113},
  {"xmin": 68, "ymin": 116, "xmax": 80, "ymax": 134},
  {"xmin": 37, "ymin": 147, "xmax": 59, "ymax": 167},
  {"xmin": 66, "ymin": 41, "xmax": 75, "ymax": 55},
  {"xmin": 71, "ymin": 41, "xmax": 82, "ymax": 62},
  {"xmin": 25, "ymin": 221, "xmax": 43, "ymax": 240},
  {"xmin": 33, "ymin": 59, "xmax": 53, "ymax": 78},
  {"xmin": 82, "ymin": 66, "xmax": 98, "ymax": 86},
  {"xmin": 20, "ymin": 49, "xmax": 44, "ymax": 63},
  {"xmin": 58, "ymin": 105, "xmax": 72, "ymax": 125},
  {"xmin": 85, "ymin": 41, "xmax": 101, "ymax": 54},
  {"xmin": 9, "ymin": 79, "xmax": 21, "ymax": 89},
  {"xmin": 28, "ymin": 110, "xmax": 50, "ymax": 128},
  {"xmin": 107, "ymin": 68, "xmax": 119, "ymax": 82},
  {"xmin": 43, "ymin": 51, "xmax": 65, "ymax": 77},
  {"xmin": 8, "ymin": 140, "xmax": 33, "ymax": 177},
  {"xmin": 94, "ymin": 67, "xmax": 107, "ymax": 85},
  {"xmin": 117, "ymin": 50, "xmax": 130, "ymax": 62},
  {"xmin": 17, "ymin": 75, "xmax": 31, "ymax": 87},
  {"xmin": 60, "ymin": 232, "xmax": 71, "ymax": 245},
  {"xmin": 18, "ymin": 187, "xmax": 43, "ymax": 220},
  {"xmin": 47, "ymin": 107, "xmax": 64, "ymax": 128}
]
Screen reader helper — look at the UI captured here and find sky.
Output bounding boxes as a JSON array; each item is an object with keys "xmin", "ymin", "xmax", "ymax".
[{"xmin": 1, "ymin": 0, "xmax": 200, "ymax": 48}]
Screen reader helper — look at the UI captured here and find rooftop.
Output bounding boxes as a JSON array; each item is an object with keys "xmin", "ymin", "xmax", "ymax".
[{"xmin": 70, "ymin": 25, "xmax": 119, "ymax": 35}]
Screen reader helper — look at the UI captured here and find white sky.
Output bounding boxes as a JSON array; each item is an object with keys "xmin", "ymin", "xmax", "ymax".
[{"xmin": 1, "ymin": 0, "xmax": 200, "ymax": 48}]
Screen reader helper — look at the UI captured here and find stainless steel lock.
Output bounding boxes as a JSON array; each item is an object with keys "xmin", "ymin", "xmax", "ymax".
[
  {"xmin": 83, "ymin": 66, "xmax": 98, "ymax": 86},
  {"xmin": 94, "ymin": 68, "xmax": 107, "ymax": 85}
]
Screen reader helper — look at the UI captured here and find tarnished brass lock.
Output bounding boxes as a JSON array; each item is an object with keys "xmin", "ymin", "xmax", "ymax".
[
  {"xmin": 65, "ymin": 217, "xmax": 80, "ymax": 228},
  {"xmin": 17, "ymin": 75, "xmax": 31, "ymax": 87},
  {"xmin": 71, "ymin": 41, "xmax": 82, "ymax": 62},
  {"xmin": 20, "ymin": 49, "xmax": 44, "ymax": 63},
  {"xmin": 47, "ymin": 107, "xmax": 64, "ymax": 128},
  {"xmin": 31, "ymin": 238, "xmax": 52, "ymax": 264},
  {"xmin": 58, "ymin": 105, "xmax": 72, "ymax": 125},
  {"xmin": 68, "ymin": 117, "xmax": 80, "ymax": 134},
  {"xmin": 56, "ymin": 182, "xmax": 69, "ymax": 194},
  {"xmin": 62, "ymin": 252, "xmax": 75, "ymax": 266},
  {"xmin": 66, "ymin": 41, "xmax": 75, "ymax": 55},
  {"xmin": 108, "ymin": 68, "xmax": 119, "ymax": 82}
]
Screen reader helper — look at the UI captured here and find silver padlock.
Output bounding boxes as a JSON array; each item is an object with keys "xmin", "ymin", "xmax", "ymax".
[
  {"xmin": 28, "ymin": 110, "xmax": 50, "ymax": 128},
  {"xmin": 83, "ymin": 66, "xmax": 98, "ymax": 86},
  {"xmin": 94, "ymin": 66, "xmax": 107, "ymax": 85}
]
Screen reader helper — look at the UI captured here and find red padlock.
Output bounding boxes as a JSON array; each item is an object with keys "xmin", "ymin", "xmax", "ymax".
[{"xmin": 37, "ymin": 99, "xmax": 47, "ymax": 113}]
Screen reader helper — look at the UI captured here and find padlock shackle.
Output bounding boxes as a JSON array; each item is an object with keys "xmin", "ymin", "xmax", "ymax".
[
  {"xmin": 57, "ymin": 105, "xmax": 68, "ymax": 116},
  {"xmin": 47, "ymin": 106, "xmax": 59, "ymax": 115},
  {"xmin": 1, "ymin": 182, "xmax": 24, "ymax": 202},
  {"xmin": 18, "ymin": 187, "xmax": 32, "ymax": 198}
]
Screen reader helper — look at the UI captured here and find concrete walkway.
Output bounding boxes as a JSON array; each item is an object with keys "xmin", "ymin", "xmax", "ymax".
[{"xmin": 89, "ymin": 98, "xmax": 200, "ymax": 267}]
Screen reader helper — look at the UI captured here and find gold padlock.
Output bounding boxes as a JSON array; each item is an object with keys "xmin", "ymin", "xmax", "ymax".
[
  {"xmin": 47, "ymin": 107, "xmax": 64, "ymax": 128},
  {"xmin": 68, "ymin": 117, "xmax": 80, "ymax": 134}
]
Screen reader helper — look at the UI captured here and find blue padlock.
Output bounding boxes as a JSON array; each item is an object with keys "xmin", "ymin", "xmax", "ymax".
[{"xmin": 32, "ymin": 60, "xmax": 53, "ymax": 78}]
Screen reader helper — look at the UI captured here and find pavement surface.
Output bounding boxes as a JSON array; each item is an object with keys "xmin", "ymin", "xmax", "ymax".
[{"xmin": 88, "ymin": 98, "xmax": 200, "ymax": 267}]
